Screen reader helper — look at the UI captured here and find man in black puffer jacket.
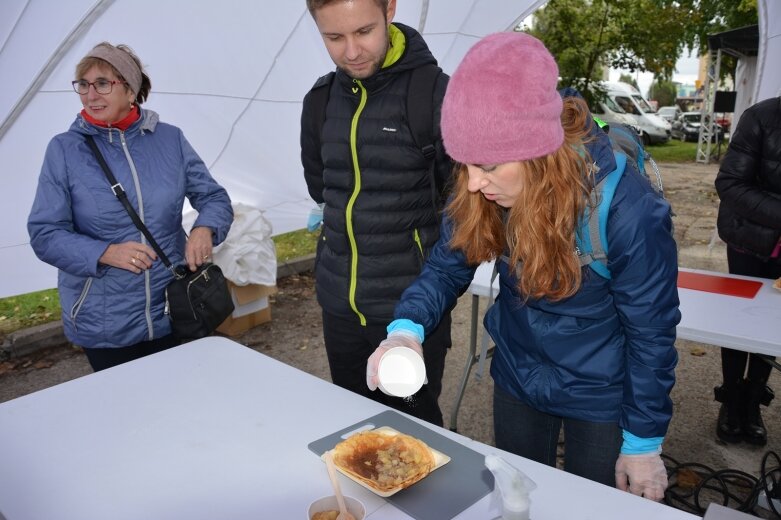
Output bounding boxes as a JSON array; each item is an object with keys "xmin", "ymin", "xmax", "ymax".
[
  {"xmin": 714, "ymin": 96, "xmax": 781, "ymax": 446},
  {"xmin": 301, "ymin": 0, "xmax": 454, "ymax": 426}
]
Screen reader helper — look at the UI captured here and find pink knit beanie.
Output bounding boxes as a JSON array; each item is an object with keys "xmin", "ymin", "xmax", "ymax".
[{"xmin": 441, "ymin": 32, "xmax": 564, "ymax": 164}]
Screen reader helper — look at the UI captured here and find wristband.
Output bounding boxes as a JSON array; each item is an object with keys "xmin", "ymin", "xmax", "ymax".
[
  {"xmin": 621, "ymin": 430, "xmax": 663, "ymax": 455},
  {"xmin": 386, "ymin": 319, "xmax": 424, "ymax": 343}
]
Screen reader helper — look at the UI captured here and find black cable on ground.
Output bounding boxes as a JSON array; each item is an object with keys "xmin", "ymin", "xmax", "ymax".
[{"xmin": 663, "ymin": 451, "xmax": 781, "ymax": 518}]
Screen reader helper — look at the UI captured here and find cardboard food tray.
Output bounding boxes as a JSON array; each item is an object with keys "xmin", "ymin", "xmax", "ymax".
[
  {"xmin": 308, "ymin": 410, "xmax": 493, "ymax": 520},
  {"xmin": 321, "ymin": 426, "xmax": 451, "ymax": 497}
]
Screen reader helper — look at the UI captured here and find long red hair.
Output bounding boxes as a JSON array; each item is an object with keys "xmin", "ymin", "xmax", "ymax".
[{"xmin": 446, "ymin": 97, "xmax": 595, "ymax": 301}]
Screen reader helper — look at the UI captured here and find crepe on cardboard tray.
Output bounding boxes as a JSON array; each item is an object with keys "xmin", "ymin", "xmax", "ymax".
[{"xmin": 331, "ymin": 429, "xmax": 436, "ymax": 493}]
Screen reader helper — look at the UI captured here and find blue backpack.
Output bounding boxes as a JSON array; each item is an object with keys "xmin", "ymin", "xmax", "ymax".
[{"xmin": 575, "ymin": 121, "xmax": 666, "ymax": 279}]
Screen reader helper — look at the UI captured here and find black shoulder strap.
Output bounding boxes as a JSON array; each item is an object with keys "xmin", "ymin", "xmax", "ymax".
[
  {"xmin": 406, "ymin": 63, "xmax": 442, "ymax": 212},
  {"xmin": 309, "ymin": 71, "xmax": 336, "ymax": 156},
  {"xmin": 407, "ymin": 64, "xmax": 440, "ymax": 160},
  {"xmin": 85, "ymin": 135, "xmax": 174, "ymax": 271}
]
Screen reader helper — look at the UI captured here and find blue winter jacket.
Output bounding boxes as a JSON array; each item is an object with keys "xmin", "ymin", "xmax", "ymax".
[
  {"xmin": 28, "ymin": 109, "xmax": 233, "ymax": 348},
  {"xmin": 394, "ymin": 126, "xmax": 680, "ymax": 439}
]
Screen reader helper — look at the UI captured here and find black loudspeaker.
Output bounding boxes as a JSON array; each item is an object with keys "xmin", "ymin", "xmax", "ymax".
[{"xmin": 714, "ymin": 91, "xmax": 737, "ymax": 113}]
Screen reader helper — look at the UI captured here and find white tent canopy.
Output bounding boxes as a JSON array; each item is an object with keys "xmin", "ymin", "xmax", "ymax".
[
  {"xmin": 756, "ymin": 0, "xmax": 781, "ymax": 101},
  {"xmin": 1, "ymin": 0, "xmax": 778, "ymax": 298},
  {"xmin": 0, "ymin": 0, "xmax": 542, "ymax": 298}
]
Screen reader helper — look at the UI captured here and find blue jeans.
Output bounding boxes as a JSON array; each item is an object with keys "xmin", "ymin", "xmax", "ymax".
[{"xmin": 493, "ymin": 384, "xmax": 622, "ymax": 487}]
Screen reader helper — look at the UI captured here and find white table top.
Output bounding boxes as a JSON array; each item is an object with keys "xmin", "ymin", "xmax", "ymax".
[
  {"xmin": 467, "ymin": 262, "xmax": 781, "ymax": 357},
  {"xmin": 675, "ymin": 268, "xmax": 780, "ymax": 357},
  {"xmin": 0, "ymin": 337, "xmax": 697, "ymax": 520}
]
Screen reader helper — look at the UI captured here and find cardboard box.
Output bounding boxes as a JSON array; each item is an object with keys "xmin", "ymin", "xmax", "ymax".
[
  {"xmin": 216, "ymin": 306, "xmax": 271, "ymax": 336},
  {"xmin": 216, "ymin": 282, "xmax": 277, "ymax": 336},
  {"xmin": 230, "ymin": 283, "xmax": 276, "ymax": 317}
]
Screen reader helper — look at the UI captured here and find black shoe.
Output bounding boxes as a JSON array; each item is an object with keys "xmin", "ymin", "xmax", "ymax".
[
  {"xmin": 716, "ymin": 403, "xmax": 743, "ymax": 443},
  {"xmin": 743, "ymin": 378, "xmax": 770, "ymax": 446},
  {"xmin": 715, "ymin": 382, "xmax": 744, "ymax": 443},
  {"xmin": 743, "ymin": 409, "xmax": 767, "ymax": 446}
]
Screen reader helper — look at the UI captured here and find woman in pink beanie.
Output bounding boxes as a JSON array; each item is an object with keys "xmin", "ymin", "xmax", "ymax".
[{"xmin": 366, "ymin": 32, "xmax": 679, "ymax": 501}]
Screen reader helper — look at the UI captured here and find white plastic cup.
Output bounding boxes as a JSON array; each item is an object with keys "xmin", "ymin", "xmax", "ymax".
[
  {"xmin": 377, "ymin": 346, "xmax": 426, "ymax": 397},
  {"xmin": 307, "ymin": 495, "xmax": 366, "ymax": 520}
]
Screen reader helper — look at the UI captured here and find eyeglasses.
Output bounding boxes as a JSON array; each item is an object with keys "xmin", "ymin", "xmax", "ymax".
[{"xmin": 71, "ymin": 79, "xmax": 126, "ymax": 95}]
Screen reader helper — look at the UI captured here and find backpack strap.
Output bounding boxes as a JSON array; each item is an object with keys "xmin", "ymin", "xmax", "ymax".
[
  {"xmin": 308, "ymin": 71, "xmax": 336, "ymax": 155},
  {"xmin": 406, "ymin": 63, "xmax": 443, "ymax": 213},
  {"xmin": 576, "ymin": 151, "xmax": 627, "ymax": 279}
]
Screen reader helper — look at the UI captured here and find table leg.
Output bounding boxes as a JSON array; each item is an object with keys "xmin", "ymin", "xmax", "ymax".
[{"xmin": 450, "ymin": 295, "xmax": 480, "ymax": 432}]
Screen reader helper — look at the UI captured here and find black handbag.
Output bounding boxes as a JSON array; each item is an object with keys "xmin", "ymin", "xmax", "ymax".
[{"xmin": 86, "ymin": 136, "xmax": 234, "ymax": 341}]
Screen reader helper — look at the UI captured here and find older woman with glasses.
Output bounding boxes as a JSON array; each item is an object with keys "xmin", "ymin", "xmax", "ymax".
[{"xmin": 27, "ymin": 42, "xmax": 233, "ymax": 371}]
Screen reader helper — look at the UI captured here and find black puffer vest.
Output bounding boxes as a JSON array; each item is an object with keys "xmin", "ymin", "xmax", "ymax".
[{"xmin": 302, "ymin": 23, "xmax": 450, "ymax": 324}]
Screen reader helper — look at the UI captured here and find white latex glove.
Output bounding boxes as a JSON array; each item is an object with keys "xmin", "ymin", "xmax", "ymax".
[
  {"xmin": 366, "ymin": 330, "xmax": 425, "ymax": 393},
  {"xmin": 307, "ymin": 203, "xmax": 325, "ymax": 232},
  {"xmin": 615, "ymin": 452, "xmax": 668, "ymax": 502}
]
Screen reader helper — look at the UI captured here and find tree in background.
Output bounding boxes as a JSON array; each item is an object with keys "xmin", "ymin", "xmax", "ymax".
[
  {"xmin": 649, "ymin": 79, "xmax": 678, "ymax": 108},
  {"xmin": 676, "ymin": 0, "xmax": 758, "ymax": 85},
  {"xmin": 529, "ymin": 0, "xmax": 758, "ymax": 102},
  {"xmin": 530, "ymin": 0, "xmax": 688, "ymax": 104},
  {"xmin": 677, "ymin": 0, "xmax": 758, "ymax": 54}
]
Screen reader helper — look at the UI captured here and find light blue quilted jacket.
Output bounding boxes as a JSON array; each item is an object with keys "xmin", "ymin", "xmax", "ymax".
[{"xmin": 28, "ymin": 109, "xmax": 233, "ymax": 348}]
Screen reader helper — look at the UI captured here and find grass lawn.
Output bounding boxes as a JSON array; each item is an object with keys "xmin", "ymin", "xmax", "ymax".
[
  {"xmin": 0, "ymin": 229, "xmax": 321, "ymax": 336},
  {"xmin": 0, "ymin": 288, "xmax": 60, "ymax": 336},
  {"xmin": 647, "ymin": 138, "xmax": 727, "ymax": 163}
]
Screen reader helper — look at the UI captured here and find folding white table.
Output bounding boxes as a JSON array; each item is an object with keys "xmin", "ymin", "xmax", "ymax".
[
  {"xmin": 0, "ymin": 337, "xmax": 698, "ymax": 520},
  {"xmin": 450, "ymin": 263, "xmax": 781, "ymax": 432},
  {"xmin": 676, "ymin": 268, "xmax": 781, "ymax": 358}
]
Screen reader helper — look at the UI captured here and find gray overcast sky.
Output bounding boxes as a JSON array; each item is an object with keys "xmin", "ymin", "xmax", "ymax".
[{"xmin": 610, "ymin": 52, "xmax": 702, "ymax": 98}]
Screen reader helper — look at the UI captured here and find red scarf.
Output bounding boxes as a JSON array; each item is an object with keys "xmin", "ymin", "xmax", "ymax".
[{"xmin": 81, "ymin": 104, "xmax": 140, "ymax": 131}]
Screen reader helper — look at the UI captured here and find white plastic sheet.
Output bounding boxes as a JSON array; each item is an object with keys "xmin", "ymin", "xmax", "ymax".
[{"xmin": 183, "ymin": 203, "xmax": 277, "ymax": 287}]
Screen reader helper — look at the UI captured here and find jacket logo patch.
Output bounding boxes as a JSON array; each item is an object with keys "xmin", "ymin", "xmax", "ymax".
[
  {"xmin": 351, "ymin": 87, "xmax": 358, "ymax": 94},
  {"xmin": 382, "ymin": 127, "xmax": 397, "ymax": 133}
]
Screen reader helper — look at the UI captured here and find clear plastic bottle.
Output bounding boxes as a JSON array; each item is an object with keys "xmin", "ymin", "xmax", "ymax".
[{"xmin": 485, "ymin": 454, "xmax": 537, "ymax": 520}]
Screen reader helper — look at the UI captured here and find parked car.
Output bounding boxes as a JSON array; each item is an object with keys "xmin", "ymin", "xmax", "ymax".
[
  {"xmin": 658, "ymin": 106, "xmax": 681, "ymax": 123},
  {"xmin": 670, "ymin": 112, "xmax": 724, "ymax": 142},
  {"xmin": 715, "ymin": 115, "xmax": 732, "ymax": 134}
]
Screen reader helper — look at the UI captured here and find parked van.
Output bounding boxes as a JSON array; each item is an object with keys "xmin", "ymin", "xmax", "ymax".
[
  {"xmin": 590, "ymin": 95, "xmax": 641, "ymax": 131},
  {"xmin": 601, "ymin": 81, "xmax": 671, "ymax": 145}
]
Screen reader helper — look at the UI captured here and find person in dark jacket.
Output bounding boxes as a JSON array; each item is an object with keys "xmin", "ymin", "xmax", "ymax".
[
  {"xmin": 27, "ymin": 42, "xmax": 233, "ymax": 372},
  {"xmin": 367, "ymin": 33, "xmax": 680, "ymax": 499},
  {"xmin": 714, "ymin": 96, "xmax": 781, "ymax": 446},
  {"xmin": 301, "ymin": 0, "xmax": 453, "ymax": 426}
]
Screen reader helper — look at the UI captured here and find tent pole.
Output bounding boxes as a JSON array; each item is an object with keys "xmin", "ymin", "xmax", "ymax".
[
  {"xmin": 418, "ymin": 0, "xmax": 429, "ymax": 33},
  {"xmin": 0, "ymin": 0, "xmax": 115, "ymax": 143}
]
